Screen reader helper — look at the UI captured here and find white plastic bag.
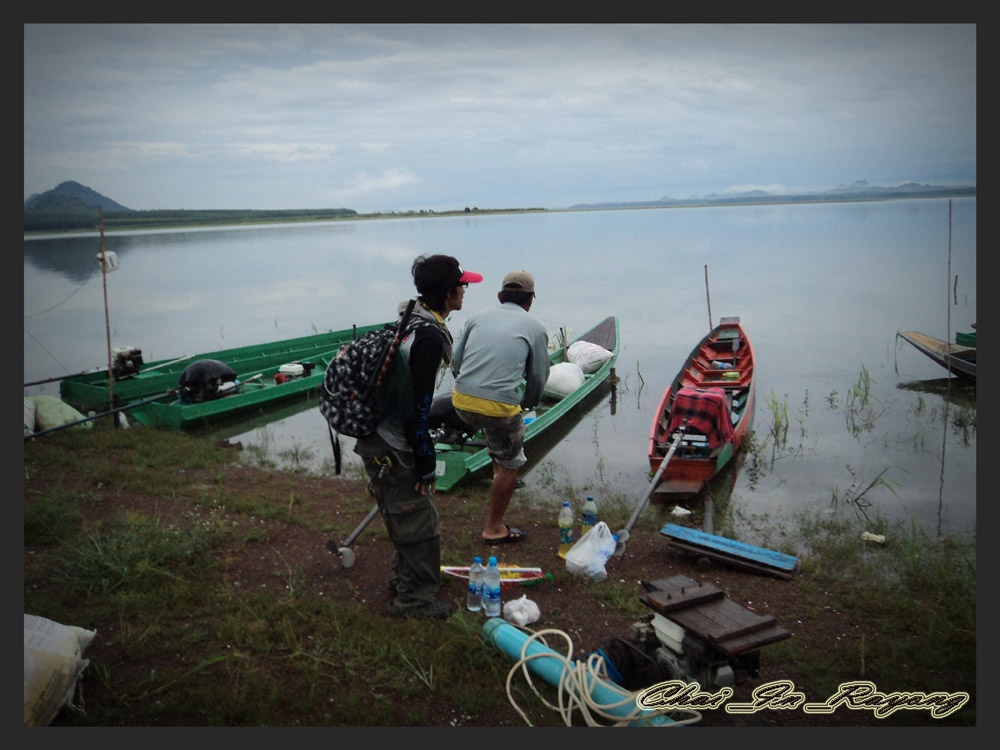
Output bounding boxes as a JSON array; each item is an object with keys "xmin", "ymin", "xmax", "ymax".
[
  {"xmin": 565, "ymin": 521, "xmax": 617, "ymax": 581},
  {"xmin": 543, "ymin": 362, "xmax": 585, "ymax": 399},
  {"xmin": 567, "ymin": 340, "xmax": 613, "ymax": 374},
  {"xmin": 502, "ymin": 595, "xmax": 541, "ymax": 627}
]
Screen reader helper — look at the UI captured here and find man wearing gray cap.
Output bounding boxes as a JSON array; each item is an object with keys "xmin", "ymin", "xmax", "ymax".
[{"xmin": 451, "ymin": 271, "xmax": 550, "ymax": 544}]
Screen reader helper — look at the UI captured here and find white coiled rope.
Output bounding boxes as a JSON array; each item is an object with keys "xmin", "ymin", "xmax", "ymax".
[{"xmin": 504, "ymin": 627, "xmax": 703, "ymax": 728}]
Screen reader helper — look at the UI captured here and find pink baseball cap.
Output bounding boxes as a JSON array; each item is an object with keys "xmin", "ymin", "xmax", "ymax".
[{"xmin": 457, "ymin": 267, "xmax": 483, "ymax": 284}]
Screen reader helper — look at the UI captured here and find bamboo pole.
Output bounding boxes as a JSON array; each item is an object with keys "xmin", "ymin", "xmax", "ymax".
[{"xmin": 704, "ymin": 264, "xmax": 713, "ymax": 330}]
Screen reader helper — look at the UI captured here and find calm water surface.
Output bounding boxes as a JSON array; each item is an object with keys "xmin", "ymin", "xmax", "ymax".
[{"xmin": 24, "ymin": 199, "xmax": 977, "ymax": 539}]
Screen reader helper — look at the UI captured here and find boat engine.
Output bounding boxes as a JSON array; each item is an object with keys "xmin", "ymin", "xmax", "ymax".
[
  {"xmin": 596, "ymin": 614, "xmax": 761, "ymax": 693},
  {"xmin": 111, "ymin": 346, "xmax": 144, "ymax": 380},
  {"xmin": 277, "ymin": 361, "xmax": 316, "ymax": 380},
  {"xmin": 178, "ymin": 359, "xmax": 239, "ymax": 403},
  {"xmin": 593, "ymin": 576, "xmax": 790, "ymax": 694}
]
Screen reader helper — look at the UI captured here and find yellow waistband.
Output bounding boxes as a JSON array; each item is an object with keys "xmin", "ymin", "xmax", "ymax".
[{"xmin": 451, "ymin": 391, "xmax": 521, "ymax": 417}]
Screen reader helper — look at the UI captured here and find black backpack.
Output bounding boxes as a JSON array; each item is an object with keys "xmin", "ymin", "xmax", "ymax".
[{"xmin": 319, "ymin": 300, "xmax": 434, "ymax": 439}]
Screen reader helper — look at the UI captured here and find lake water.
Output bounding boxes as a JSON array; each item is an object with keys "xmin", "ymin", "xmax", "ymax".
[{"xmin": 24, "ymin": 198, "xmax": 977, "ymax": 538}]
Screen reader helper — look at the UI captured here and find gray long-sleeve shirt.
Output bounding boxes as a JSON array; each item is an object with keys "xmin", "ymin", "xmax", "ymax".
[{"xmin": 451, "ymin": 302, "xmax": 549, "ymax": 410}]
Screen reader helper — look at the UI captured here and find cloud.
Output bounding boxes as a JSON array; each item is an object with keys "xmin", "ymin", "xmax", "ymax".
[
  {"xmin": 321, "ymin": 168, "xmax": 420, "ymax": 205},
  {"xmin": 24, "ymin": 24, "xmax": 976, "ymax": 211},
  {"xmin": 221, "ymin": 142, "xmax": 339, "ymax": 162},
  {"xmin": 27, "ymin": 142, "xmax": 191, "ymax": 172}
]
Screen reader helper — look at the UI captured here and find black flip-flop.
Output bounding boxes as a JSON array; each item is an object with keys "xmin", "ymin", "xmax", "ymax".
[{"xmin": 484, "ymin": 525, "xmax": 527, "ymax": 545}]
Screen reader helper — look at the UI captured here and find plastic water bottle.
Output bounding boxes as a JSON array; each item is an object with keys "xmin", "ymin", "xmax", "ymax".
[
  {"xmin": 558, "ymin": 501, "xmax": 575, "ymax": 558},
  {"xmin": 581, "ymin": 495, "xmax": 598, "ymax": 535},
  {"xmin": 467, "ymin": 556, "xmax": 485, "ymax": 612},
  {"xmin": 483, "ymin": 556, "xmax": 502, "ymax": 617}
]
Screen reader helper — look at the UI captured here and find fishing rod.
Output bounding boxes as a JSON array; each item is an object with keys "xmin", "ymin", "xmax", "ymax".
[
  {"xmin": 23, "ymin": 354, "xmax": 196, "ymax": 388},
  {"xmin": 373, "ymin": 298, "xmax": 417, "ymax": 388},
  {"xmin": 704, "ymin": 264, "xmax": 713, "ymax": 330}
]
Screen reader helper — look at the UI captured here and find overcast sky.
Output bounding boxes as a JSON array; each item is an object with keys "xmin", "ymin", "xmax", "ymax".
[{"xmin": 23, "ymin": 23, "xmax": 976, "ymax": 213}]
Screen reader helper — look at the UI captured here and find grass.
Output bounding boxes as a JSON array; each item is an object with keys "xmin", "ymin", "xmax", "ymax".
[
  {"xmin": 782, "ymin": 512, "xmax": 976, "ymax": 721},
  {"xmin": 23, "ymin": 423, "xmax": 976, "ymax": 727},
  {"xmin": 22, "ymin": 426, "xmax": 545, "ymax": 726}
]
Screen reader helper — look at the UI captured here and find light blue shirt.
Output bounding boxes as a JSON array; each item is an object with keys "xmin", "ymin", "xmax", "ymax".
[{"xmin": 451, "ymin": 302, "xmax": 549, "ymax": 410}]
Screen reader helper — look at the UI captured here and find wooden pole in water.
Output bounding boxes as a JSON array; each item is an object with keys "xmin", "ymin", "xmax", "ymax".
[
  {"xmin": 946, "ymin": 200, "xmax": 953, "ymax": 358},
  {"xmin": 704, "ymin": 264, "xmax": 713, "ymax": 329},
  {"xmin": 99, "ymin": 208, "xmax": 116, "ymax": 421}
]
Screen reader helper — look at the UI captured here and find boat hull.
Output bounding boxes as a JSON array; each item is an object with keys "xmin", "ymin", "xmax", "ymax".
[
  {"xmin": 900, "ymin": 331, "xmax": 976, "ymax": 381},
  {"xmin": 60, "ymin": 324, "xmax": 388, "ymax": 412},
  {"xmin": 432, "ymin": 316, "xmax": 620, "ymax": 492},
  {"xmin": 648, "ymin": 317, "xmax": 756, "ymax": 500},
  {"xmin": 129, "ymin": 350, "xmax": 339, "ymax": 429}
]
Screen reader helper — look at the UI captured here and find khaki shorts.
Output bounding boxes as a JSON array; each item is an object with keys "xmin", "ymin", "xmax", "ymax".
[{"xmin": 454, "ymin": 408, "xmax": 527, "ymax": 470}]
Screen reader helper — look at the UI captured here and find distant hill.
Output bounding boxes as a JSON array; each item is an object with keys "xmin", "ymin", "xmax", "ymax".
[
  {"xmin": 567, "ymin": 181, "xmax": 977, "ymax": 210},
  {"xmin": 24, "ymin": 180, "xmax": 133, "ymax": 215},
  {"xmin": 23, "ymin": 181, "xmax": 357, "ymax": 232}
]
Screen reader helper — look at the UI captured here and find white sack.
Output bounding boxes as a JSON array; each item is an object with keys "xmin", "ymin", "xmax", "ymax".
[
  {"xmin": 24, "ymin": 397, "xmax": 36, "ymax": 435},
  {"xmin": 567, "ymin": 340, "xmax": 613, "ymax": 374},
  {"xmin": 24, "ymin": 614, "xmax": 96, "ymax": 726},
  {"xmin": 543, "ymin": 362, "xmax": 585, "ymax": 400}
]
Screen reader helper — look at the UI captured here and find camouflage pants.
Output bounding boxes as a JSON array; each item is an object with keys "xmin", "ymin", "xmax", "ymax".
[{"xmin": 354, "ymin": 433, "xmax": 441, "ymax": 613}]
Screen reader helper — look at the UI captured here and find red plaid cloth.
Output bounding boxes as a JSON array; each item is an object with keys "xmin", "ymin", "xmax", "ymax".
[{"xmin": 667, "ymin": 387, "xmax": 736, "ymax": 449}]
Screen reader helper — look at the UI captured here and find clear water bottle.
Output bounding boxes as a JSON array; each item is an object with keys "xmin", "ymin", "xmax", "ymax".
[
  {"xmin": 581, "ymin": 495, "xmax": 597, "ymax": 535},
  {"xmin": 483, "ymin": 556, "xmax": 502, "ymax": 617},
  {"xmin": 467, "ymin": 556, "xmax": 485, "ymax": 612},
  {"xmin": 558, "ymin": 501, "xmax": 575, "ymax": 558}
]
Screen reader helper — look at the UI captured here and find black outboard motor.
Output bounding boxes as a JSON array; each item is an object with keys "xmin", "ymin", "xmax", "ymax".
[
  {"xmin": 178, "ymin": 359, "xmax": 239, "ymax": 403},
  {"xmin": 111, "ymin": 346, "xmax": 144, "ymax": 380}
]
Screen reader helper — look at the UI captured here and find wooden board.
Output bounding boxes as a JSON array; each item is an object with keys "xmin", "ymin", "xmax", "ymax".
[
  {"xmin": 642, "ymin": 582, "xmax": 724, "ymax": 612},
  {"xmin": 661, "ymin": 523, "xmax": 798, "ymax": 579},
  {"xmin": 641, "ymin": 575, "xmax": 791, "ymax": 656}
]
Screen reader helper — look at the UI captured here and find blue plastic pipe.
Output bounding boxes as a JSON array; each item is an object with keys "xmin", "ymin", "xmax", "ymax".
[{"xmin": 482, "ymin": 617, "xmax": 674, "ymax": 726}]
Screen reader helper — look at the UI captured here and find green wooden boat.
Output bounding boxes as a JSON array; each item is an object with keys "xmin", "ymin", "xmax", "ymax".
[
  {"xmin": 59, "ymin": 324, "xmax": 388, "ymax": 412},
  {"xmin": 129, "ymin": 348, "xmax": 339, "ymax": 429},
  {"xmin": 430, "ymin": 316, "xmax": 620, "ymax": 492},
  {"xmin": 955, "ymin": 330, "xmax": 977, "ymax": 348}
]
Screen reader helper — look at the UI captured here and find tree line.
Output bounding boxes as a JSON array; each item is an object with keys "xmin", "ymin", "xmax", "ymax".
[{"xmin": 24, "ymin": 208, "xmax": 358, "ymax": 233}]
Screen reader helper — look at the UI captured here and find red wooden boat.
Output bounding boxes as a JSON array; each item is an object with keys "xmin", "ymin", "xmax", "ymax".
[{"xmin": 647, "ymin": 316, "xmax": 756, "ymax": 500}]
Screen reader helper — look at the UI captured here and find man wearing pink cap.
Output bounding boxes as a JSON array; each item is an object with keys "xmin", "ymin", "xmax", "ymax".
[{"xmin": 354, "ymin": 254, "xmax": 482, "ymax": 619}]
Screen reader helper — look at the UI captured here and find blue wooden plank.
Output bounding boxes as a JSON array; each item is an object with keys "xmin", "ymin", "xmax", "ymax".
[{"xmin": 661, "ymin": 523, "xmax": 798, "ymax": 571}]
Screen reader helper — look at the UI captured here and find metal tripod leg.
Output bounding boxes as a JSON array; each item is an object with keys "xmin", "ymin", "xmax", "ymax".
[{"xmin": 327, "ymin": 454, "xmax": 392, "ymax": 568}]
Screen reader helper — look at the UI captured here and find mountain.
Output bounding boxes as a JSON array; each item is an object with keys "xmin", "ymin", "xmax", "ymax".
[
  {"xmin": 567, "ymin": 181, "xmax": 976, "ymax": 210},
  {"xmin": 24, "ymin": 180, "xmax": 132, "ymax": 215}
]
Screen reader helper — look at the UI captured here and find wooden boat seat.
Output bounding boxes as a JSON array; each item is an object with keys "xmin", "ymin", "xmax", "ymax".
[{"xmin": 687, "ymin": 365, "xmax": 750, "ymax": 387}]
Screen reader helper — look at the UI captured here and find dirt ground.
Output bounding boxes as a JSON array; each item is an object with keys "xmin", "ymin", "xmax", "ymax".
[{"xmin": 28, "ymin": 457, "xmax": 933, "ymax": 728}]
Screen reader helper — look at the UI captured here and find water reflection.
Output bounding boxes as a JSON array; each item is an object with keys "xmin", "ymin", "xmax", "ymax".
[
  {"xmin": 24, "ymin": 235, "xmax": 120, "ymax": 283},
  {"xmin": 897, "ymin": 377, "xmax": 977, "ymax": 410},
  {"xmin": 24, "ymin": 199, "xmax": 977, "ymax": 535}
]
